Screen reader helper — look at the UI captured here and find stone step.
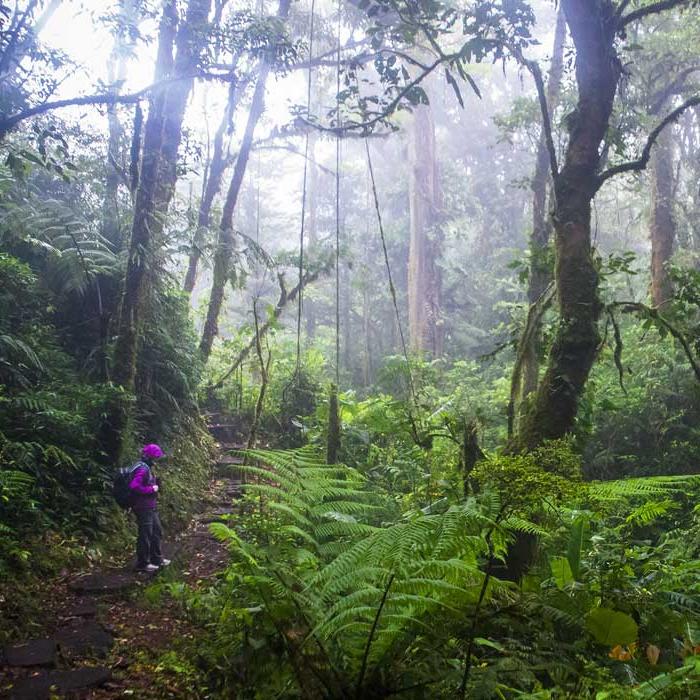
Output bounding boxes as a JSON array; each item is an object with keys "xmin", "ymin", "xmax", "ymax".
[
  {"xmin": 2, "ymin": 639, "xmax": 58, "ymax": 668},
  {"xmin": 214, "ymin": 465, "xmax": 243, "ymax": 479},
  {"xmin": 6, "ymin": 666, "xmax": 111, "ymax": 699},
  {"xmin": 68, "ymin": 570, "xmax": 134, "ymax": 595},
  {"xmin": 217, "ymin": 454, "xmax": 244, "ymax": 465},
  {"xmin": 54, "ymin": 620, "xmax": 114, "ymax": 659},
  {"xmin": 216, "ymin": 442, "xmax": 245, "ymax": 451},
  {"xmin": 201, "ymin": 508, "xmax": 235, "ymax": 524},
  {"xmin": 63, "ymin": 599, "xmax": 98, "ymax": 619}
]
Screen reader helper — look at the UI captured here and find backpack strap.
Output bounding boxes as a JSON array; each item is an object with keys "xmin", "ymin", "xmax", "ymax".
[{"xmin": 128, "ymin": 461, "xmax": 151, "ymax": 480}]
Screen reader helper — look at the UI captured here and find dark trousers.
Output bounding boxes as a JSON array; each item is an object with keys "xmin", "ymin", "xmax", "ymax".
[{"xmin": 135, "ymin": 509, "xmax": 163, "ymax": 568}]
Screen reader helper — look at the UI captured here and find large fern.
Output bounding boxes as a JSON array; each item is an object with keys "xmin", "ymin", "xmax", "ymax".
[
  {"xmin": 587, "ymin": 475, "xmax": 700, "ymax": 501},
  {"xmin": 209, "ymin": 447, "xmax": 521, "ymax": 697}
]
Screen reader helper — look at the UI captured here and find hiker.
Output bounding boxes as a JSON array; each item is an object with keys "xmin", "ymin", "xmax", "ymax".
[{"xmin": 130, "ymin": 443, "xmax": 171, "ymax": 573}]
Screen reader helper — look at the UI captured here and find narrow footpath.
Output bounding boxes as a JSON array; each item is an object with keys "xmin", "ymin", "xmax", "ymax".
[{"xmin": 0, "ymin": 419, "xmax": 244, "ymax": 699}]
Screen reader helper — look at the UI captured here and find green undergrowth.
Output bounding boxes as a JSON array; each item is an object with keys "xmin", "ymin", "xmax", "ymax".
[
  {"xmin": 0, "ymin": 252, "xmax": 215, "ymax": 642},
  {"xmin": 157, "ymin": 443, "xmax": 700, "ymax": 699}
]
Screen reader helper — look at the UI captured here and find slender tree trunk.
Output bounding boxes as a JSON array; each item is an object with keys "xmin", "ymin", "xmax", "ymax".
[
  {"xmin": 183, "ymin": 0, "xmax": 237, "ymax": 294},
  {"xmin": 650, "ymin": 126, "xmax": 676, "ymax": 307},
  {"xmin": 408, "ymin": 103, "xmax": 443, "ymax": 356},
  {"xmin": 183, "ymin": 79, "xmax": 239, "ymax": 293},
  {"xmin": 103, "ymin": 0, "xmax": 138, "ymax": 250},
  {"xmin": 305, "ymin": 130, "xmax": 319, "ymax": 339},
  {"xmin": 246, "ymin": 300, "xmax": 271, "ymax": 451},
  {"xmin": 209, "ymin": 270, "xmax": 320, "ymax": 389},
  {"xmin": 98, "ymin": 0, "xmax": 137, "ymax": 381},
  {"xmin": 106, "ymin": 0, "xmax": 211, "ymax": 461},
  {"xmin": 326, "ymin": 383, "xmax": 340, "ymax": 464},
  {"xmin": 362, "ymin": 279, "xmax": 372, "ymax": 386},
  {"xmin": 515, "ymin": 0, "xmax": 621, "ymax": 451},
  {"xmin": 520, "ymin": 7, "xmax": 567, "ymax": 400},
  {"xmin": 199, "ymin": 0, "xmax": 291, "ymax": 361}
]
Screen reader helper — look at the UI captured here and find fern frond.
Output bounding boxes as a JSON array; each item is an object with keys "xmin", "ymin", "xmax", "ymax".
[{"xmin": 588, "ymin": 476, "xmax": 699, "ymax": 500}]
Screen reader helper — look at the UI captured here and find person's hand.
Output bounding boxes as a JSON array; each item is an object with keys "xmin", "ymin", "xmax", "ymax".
[{"xmin": 152, "ymin": 485, "xmax": 159, "ymax": 493}]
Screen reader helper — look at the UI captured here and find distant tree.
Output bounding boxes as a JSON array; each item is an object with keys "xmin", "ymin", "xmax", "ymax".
[{"xmin": 408, "ymin": 100, "xmax": 443, "ymax": 356}]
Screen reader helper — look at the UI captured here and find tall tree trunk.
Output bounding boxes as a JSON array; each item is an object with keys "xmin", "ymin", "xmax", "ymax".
[
  {"xmin": 103, "ymin": 0, "xmax": 138, "ymax": 250},
  {"xmin": 650, "ymin": 126, "xmax": 676, "ymax": 307},
  {"xmin": 106, "ymin": 0, "xmax": 211, "ymax": 461},
  {"xmin": 408, "ymin": 103, "xmax": 443, "ymax": 356},
  {"xmin": 519, "ymin": 7, "xmax": 567, "ymax": 401},
  {"xmin": 515, "ymin": 0, "xmax": 621, "ymax": 452},
  {"xmin": 304, "ymin": 130, "xmax": 319, "ymax": 339},
  {"xmin": 183, "ymin": 0, "xmax": 237, "ymax": 294},
  {"xmin": 362, "ymin": 277, "xmax": 372, "ymax": 386},
  {"xmin": 199, "ymin": 0, "xmax": 290, "ymax": 362},
  {"xmin": 98, "ymin": 0, "xmax": 137, "ymax": 381},
  {"xmin": 183, "ymin": 78, "xmax": 239, "ymax": 294}
]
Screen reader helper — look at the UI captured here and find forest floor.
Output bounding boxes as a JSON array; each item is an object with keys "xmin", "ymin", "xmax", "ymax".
[{"xmin": 0, "ymin": 447, "xmax": 243, "ymax": 699}]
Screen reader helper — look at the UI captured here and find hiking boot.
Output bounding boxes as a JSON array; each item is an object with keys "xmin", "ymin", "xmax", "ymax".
[
  {"xmin": 136, "ymin": 563, "xmax": 160, "ymax": 573},
  {"xmin": 159, "ymin": 559, "xmax": 172, "ymax": 567}
]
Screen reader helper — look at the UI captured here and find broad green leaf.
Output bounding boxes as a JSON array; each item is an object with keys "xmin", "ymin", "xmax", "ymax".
[
  {"xmin": 586, "ymin": 608, "xmax": 638, "ymax": 646},
  {"xmin": 550, "ymin": 556, "xmax": 574, "ymax": 590},
  {"xmin": 567, "ymin": 516, "xmax": 590, "ymax": 580}
]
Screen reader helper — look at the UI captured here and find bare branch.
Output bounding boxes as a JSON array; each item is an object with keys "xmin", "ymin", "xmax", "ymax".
[
  {"xmin": 649, "ymin": 66, "xmax": 700, "ymax": 114},
  {"xmin": 597, "ymin": 94, "xmax": 700, "ymax": 187},
  {"xmin": 619, "ymin": 0, "xmax": 692, "ymax": 28},
  {"xmin": 0, "ymin": 81, "xmax": 164, "ymax": 138},
  {"xmin": 253, "ymin": 143, "xmax": 336, "ymax": 176},
  {"xmin": 209, "ymin": 269, "xmax": 321, "ymax": 390},
  {"xmin": 0, "ymin": 69, "xmax": 252, "ymax": 138}
]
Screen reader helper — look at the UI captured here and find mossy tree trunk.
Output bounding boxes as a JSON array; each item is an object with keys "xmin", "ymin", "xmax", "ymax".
[
  {"xmin": 515, "ymin": 0, "xmax": 621, "ymax": 452},
  {"xmin": 408, "ymin": 102, "xmax": 443, "ymax": 357},
  {"xmin": 519, "ymin": 6, "xmax": 567, "ymax": 403},
  {"xmin": 650, "ymin": 126, "xmax": 676, "ymax": 307}
]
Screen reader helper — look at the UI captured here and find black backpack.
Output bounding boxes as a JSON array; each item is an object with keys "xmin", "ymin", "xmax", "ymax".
[{"xmin": 113, "ymin": 462, "xmax": 145, "ymax": 509}]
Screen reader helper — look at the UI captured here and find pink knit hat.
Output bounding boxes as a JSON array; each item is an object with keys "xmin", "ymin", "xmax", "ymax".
[{"xmin": 142, "ymin": 443, "xmax": 164, "ymax": 459}]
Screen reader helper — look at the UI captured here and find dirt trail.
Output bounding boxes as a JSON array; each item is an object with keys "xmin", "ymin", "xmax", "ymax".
[{"xmin": 0, "ymin": 438, "xmax": 243, "ymax": 700}]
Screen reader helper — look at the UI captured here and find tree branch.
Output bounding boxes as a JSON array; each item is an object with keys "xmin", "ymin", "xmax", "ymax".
[
  {"xmin": 209, "ymin": 269, "xmax": 321, "ymax": 390},
  {"xmin": 303, "ymin": 56, "xmax": 446, "ymax": 135},
  {"xmin": 523, "ymin": 57, "xmax": 559, "ymax": 180},
  {"xmin": 596, "ymin": 95, "xmax": 700, "ymax": 188},
  {"xmin": 649, "ymin": 66, "xmax": 700, "ymax": 115},
  {"xmin": 0, "ymin": 69, "xmax": 250, "ymax": 138},
  {"xmin": 609, "ymin": 301, "xmax": 700, "ymax": 382},
  {"xmin": 0, "ymin": 81, "xmax": 163, "ymax": 139},
  {"xmin": 252, "ymin": 143, "xmax": 336, "ymax": 176},
  {"xmin": 619, "ymin": 0, "xmax": 692, "ymax": 28}
]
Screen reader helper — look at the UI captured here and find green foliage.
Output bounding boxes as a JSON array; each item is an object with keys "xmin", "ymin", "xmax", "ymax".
[
  {"xmin": 473, "ymin": 439, "xmax": 582, "ymax": 512},
  {"xmin": 174, "ymin": 437, "xmax": 700, "ymax": 699},
  {"xmin": 586, "ymin": 608, "xmax": 639, "ymax": 647},
  {"xmin": 174, "ymin": 447, "xmax": 522, "ymax": 697}
]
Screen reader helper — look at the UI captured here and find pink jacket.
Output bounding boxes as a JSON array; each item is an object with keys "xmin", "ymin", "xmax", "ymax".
[{"xmin": 129, "ymin": 463, "xmax": 158, "ymax": 511}]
